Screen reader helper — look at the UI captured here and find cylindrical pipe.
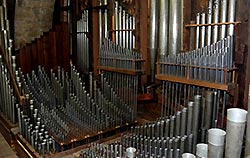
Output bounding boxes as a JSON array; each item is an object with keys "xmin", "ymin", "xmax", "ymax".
[
  {"xmin": 204, "ymin": 91, "xmax": 213, "ymax": 130},
  {"xmin": 200, "ymin": 13, "xmax": 206, "ymax": 48},
  {"xmin": 196, "ymin": 143, "xmax": 208, "ymax": 158},
  {"xmin": 245, "ymin": 85, "xmax": 250, "ymax": 157},
  {"xmin": 219, "ymin": 0, "xmax": 228, "ymax": 39},
  {"xmin": 206, "ymin": 0, "xmax": 213, "ymax": 46},
  {"xmin": 195, "ymin": 13, "xmax": 200, "ymax": 49},
  {"xmin": 168, "ymin": 0, "xmax": 183, "ymax": 56},
  {"xmin": 182, "ymin": 153, "xmax": 196, "ymax": 158},
  {"xmin": 149, "ymin": 0, "xmax": 159, "ymax": 82},
  {"xmin": 227, "ymin": 0, "xmax": 236, "ymax": 36},
  {"xmin": 158, "ymin": 0, "xmax": 168, "ymax": 57},
  {"xmin": 126, "ymin": 147, "xmax": 136, "ymax": 158},
  {"xmin": 192, "ymin": 95, "xmax": 201, "ymax": 152},
  {"xmin": 225, "ymin": 108, "xmax": 247, "ymax": 158},
  {"xmin": 208, "ymin": 128, "xmax": 226, "ymax": 158},
  {"xmin": 212, "ymin": 0, "xmax": 219, "ymax": 44},
  {"xmin": 187, "ymin": 102, "xmax": 194, "ymax": 135},
  {"xmin": 181, "ymin": 107, "xmax": 187, "ymax": 137}
]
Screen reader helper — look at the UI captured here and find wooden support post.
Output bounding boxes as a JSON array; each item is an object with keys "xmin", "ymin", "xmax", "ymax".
[
  {"xmin": 136, "ymin": 0, "xmax": 148, "ymax": 85},
  {"xmin": 90, "ymin": 0, "xmax": 100, "ymax": 75}
]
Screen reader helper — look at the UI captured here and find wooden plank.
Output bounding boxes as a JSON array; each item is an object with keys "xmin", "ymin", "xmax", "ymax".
[
  {"xmin": 156, "ymin": 74, "xmax": 230, "ymax": 91},
  {"xmin": 97, "ymin": 66, "xmax": 144, "ymax": 75}
]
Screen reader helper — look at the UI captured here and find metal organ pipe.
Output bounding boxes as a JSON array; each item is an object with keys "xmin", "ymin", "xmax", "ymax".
[
  {"xmin": 148, "ymin": 0, "xmax": 159, "ymax": 82},
  {"xmin": 219, "ymin": 0, "xmax": 228, "ymax": 40},
  {"xmin": 158, "ymin": 0, "xmax": 168, "ymax": 57},
  {"xmin": 168, "ymin": 0, "xmax": 183, "ymax": 56},
  {"xmin": 227, "ymin": 0, "xmax": 236, "ymax": 36},
  {"xmin": 225, "ymin": 108, "xmax": 248, "ymax": 158},
  {"xmin": 206, "ymin": 0, "xmax": 213, "ymax": 46},
  {"xmin": 212, "ymin": 0, "xmax": 219, "ymax": 44}
]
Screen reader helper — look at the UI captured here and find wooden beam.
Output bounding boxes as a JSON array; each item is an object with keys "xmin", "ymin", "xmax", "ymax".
[
  {"xmin": 90, "ymin": 0, "xmax": 100, "ymax": 75},
  {"xmin": 136, "ymin": 0, "xmax": 148, "ymax": 84}
]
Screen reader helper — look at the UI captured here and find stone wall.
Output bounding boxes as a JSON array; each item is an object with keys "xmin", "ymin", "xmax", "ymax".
[{"xmin": 14, "ymin": 0, "xmax": 55, "ymax": 49}]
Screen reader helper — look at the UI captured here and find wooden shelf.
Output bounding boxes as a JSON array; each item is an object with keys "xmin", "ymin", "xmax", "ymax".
[
  {"xmin": 185, "ymin": 21, "xmax": 241, "ymax": 28},
  {"xmin": 98, "ymin": 66, "xmax": 144, "ymax": 75},
  {"xmin": 156, "ymin": 74, "xmax": 236, "ymax": 91}
]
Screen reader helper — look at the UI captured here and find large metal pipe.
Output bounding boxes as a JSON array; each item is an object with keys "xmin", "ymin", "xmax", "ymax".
[
  {"xmin": 196, "ymin": 143, "xmax": 208, "ymax": 158},
  {"xmin": 225, "ymin": 108, "xmax": 247, "ymax": 158},
  {"xmin": 148, "ymin": 0, "xmax": 158, "ymax": 82},
  {"xmin": 208, "ymin": 128, "xmax": 226, "ymax": 158},
  {"xmin": 212, "ymin": 0, "xmax": 219, "ymax": 44},
  {"xmin": 182, "ymin": 153, "xmax": 196, "ymax": 158},
  {"xmin": 219, "ymin": 0, "xmax": 228, "ymax": 39},
  {"xmin": 158, "ymin": 0, "xmax": 168, "ymax": 57},
  {"xmin": 192, "ymin": 95, "xmax": 201, "ymax": 153},
  {"xmin": 246, "ymin": 85, "xmax": 250, "ymax": 158},
  {"xmin": 227, "ymin": 0, "xmax": 236, "ymax": 36},
  {"xmin": 168, "ymin": 0, "xmax": 183, "ymax": 56}
]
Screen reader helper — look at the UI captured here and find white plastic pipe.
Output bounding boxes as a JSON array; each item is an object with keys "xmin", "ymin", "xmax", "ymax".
[
  {"xmin": 126, "ymin": 147, "xmax": 136, "ymax": 158},
  {"xmin": 245, "ymin": 85, "xmax": 250, "ymax": 157},
  {"xmin": 196, "ymin": 143, "xmax": 208, "ymax": 158},
  {"xmin": 225, "ymin": 108, "xmax": 247, "ymax": 158},
  {"xmin": 182, "ymin": 153, "xmax": 196, "ymax": 158},
  {"xmin": 208, "ymin": 128, "xmax": 226, "ymax": 158}
]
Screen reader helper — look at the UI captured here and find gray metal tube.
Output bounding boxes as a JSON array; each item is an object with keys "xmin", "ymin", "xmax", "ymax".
[
  {"xmin": 159, "ymin": 0, "xmax": 168, "ymax": 57},
  {"xmin": 206, "ymin": 0, "xmax": 213, "ymax": 46},
  {"xmin": 219, "ymin": 0, "xmax": 228, "ymax": 39},
  {"xmin": 196, "ymin": 143, "xmax": 208, "ymax": 158},
  {"xmin": 227, "ymin": 0, "xmax": 236, "ymax": 36},
  {"xmin": 168, "ymin": 0, "xmax": 183, "ymax": 56},
  {"xmin": 149, "ymin": 0, "xmax": 159, "ymax": 82},
  {"xmin": 225, "ymin": 108, "xmax": 247, "ymax": 158},
  {"xmin": 195, "ymin": 13, "xmax": 200, "ymax": 49},
  {"xmin": 200, "ymin": 13, "xmax": 206, "ymax": 48},
  {"xmin": 204, "ymin": 91, "xmax": 213, "ymax": 130},
  {"xmin": 245, "ymin": 85, "xmax": 250, "ymax": 158},
  {"xmin": 208, "ymin": 128, "xmax": 226, "ymax": 158},
  {"xmin": 192, "ymin": 95, "xmax": 201, "ymax": 153},
  {"xmin": 212, "ymin": 0, "xmax": 219, "ymax": 44},
  {"xmin": 187, "ymin": 102, "xmax": 194, "ymax": 135}
]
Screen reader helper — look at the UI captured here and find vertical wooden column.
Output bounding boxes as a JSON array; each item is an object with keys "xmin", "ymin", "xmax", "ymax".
[
  {"xmin": 90, "ymin": 0, "xmax": 100, "ymax": 75},
  {"xmin": 136, "ymin": 0, "xmax": 148, "ymax": 85}
]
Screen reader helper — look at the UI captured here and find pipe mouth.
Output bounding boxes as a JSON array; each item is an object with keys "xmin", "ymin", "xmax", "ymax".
[
  {"xmin": 196, "ymin": 143, "xmax": 208, "ymax": 158},
  {"xmin": 182, "ymin": 153, "xmax": 196, "ymax": 158},
  {"xmin": 208, "ymin": 128, "xmax": 226, "ymax": 146},
  {"xmin": 227, "ymin": 108, "xmax": 248, "ymax": 123},
  {"xmin": 126, "ymin": 147, "xmax": 136, "ymax": 157},
  {"xmin": 188, "ymin": 101, "xmax": 194, "ymax": 107}
]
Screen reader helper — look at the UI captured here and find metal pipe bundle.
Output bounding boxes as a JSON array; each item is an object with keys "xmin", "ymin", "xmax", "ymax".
[
  {"xmin": 0, "ymin": 55, "xmax": 16, "ymax": 124},
  {"xmin": 18, "ymin": 65, "xmax": 136, "ymax": 154},
  {"xmin": 149, "ymin": 0, "xmax": 158, "ymax": 82},
  {"xmin": 208, "ymin": 128, "xmax": 226, "ymax": 158},
  {"xmin": 77, "ymin": 10, "xmax": 89, "ymax": 73},
  {"xmin": 158, "ymin": 0, "xmax": 168, "ymax": 57},
  {"xmin": 159, "ymin": 36, "xmax": 234, "ymax": 84},
  {"xmin": 113, "ymin": 1, "xmax": 135, "ymax": 49},
  {"xmin": 225, "ymin": 108, "xmax": 248, "ymax": 158},
  {"xmin": 168, "ymin": 0, "xmax": 183, "ymax": 56}
]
